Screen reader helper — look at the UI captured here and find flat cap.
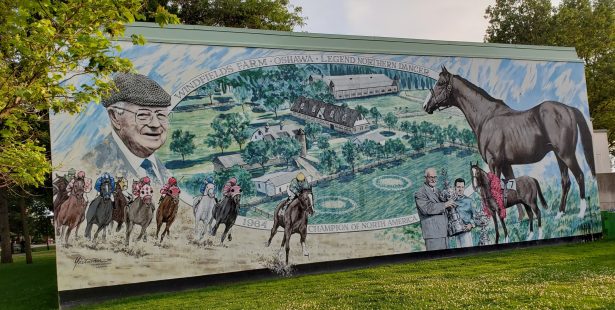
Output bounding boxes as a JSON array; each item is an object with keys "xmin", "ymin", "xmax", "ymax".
[{"xmin": 102, "ymin": 73, "xmax": 171, "ymax": 107}]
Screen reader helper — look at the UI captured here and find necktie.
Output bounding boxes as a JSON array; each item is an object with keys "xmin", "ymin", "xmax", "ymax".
[{"xmin": 140, "ymin": 159, "xmax": 157, "ymax": 182}]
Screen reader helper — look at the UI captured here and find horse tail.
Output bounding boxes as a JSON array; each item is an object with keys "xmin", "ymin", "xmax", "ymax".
[
  {"xmin": 534, "ymin": 178, "xmax": 549, "ymax": 210},
  {"xmin": 572, "ymin": 107, "xmax": 595, "ymax": 176}
]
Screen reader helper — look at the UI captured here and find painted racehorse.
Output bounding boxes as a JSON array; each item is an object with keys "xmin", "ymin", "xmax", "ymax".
[
  {"xmin": 109, "ymin": 177, "xmax": 130, "ymax": 233},
  {"xmin": 471, "ymin": 163, "xmax": 548, "ymax": 243},
  {"xmin": 193, "ymin": 184, "xmax": 217, "ymax": 240},
  {"xmin": 84, "ymin": 178, "xmax": 114, "ymax": 241},
  {"xmin": 156, "ymin": 192, "xmax": 180, "ymax": 243},
  {"xmin": 267, "ymin": 188, "xmax": 314, "ymax": 265},
  {"xmin": 56, "ymin": 174, "xmax": 89, "ymax": 244},
  {"xmin": 52, "ymin": 175, "xmax": 70, "ymax": 232},
  {"xmin": 209, "ymin": 187, "xmax": 241, "ymax": 245},
  {"xmin": 125, "ymin": 184, "xmax": 155, "ymax": 246},
  {"xmin": 424, "ymin": 66, "xmax": 595, "ymax": 220}
]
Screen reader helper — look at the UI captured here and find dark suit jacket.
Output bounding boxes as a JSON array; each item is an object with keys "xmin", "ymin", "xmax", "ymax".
[
  {"xmin": 82, "ymin": 134, "xmax": 170, "ymax": 185},
  {"xmin": 414, "ymin": 184, "xmax": 448, "ymax": 240}
]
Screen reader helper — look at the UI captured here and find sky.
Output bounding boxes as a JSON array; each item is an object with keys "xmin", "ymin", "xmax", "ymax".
[{"xmin": 290, "ymin": 0, "xmax": 563, "ymax": 42}]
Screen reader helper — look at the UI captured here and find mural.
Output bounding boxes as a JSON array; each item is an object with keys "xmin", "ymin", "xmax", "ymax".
[{"xmin": 50, "ymin": 42, "xmax": 601, "ymax": 292}]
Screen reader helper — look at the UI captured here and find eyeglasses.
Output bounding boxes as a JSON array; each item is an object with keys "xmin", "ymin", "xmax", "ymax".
[
  {"xmin": 112, "ymin": 106, "xmax": 170, "ymax": 126},
  {"xmin": 425, "ymin": 175, "xmax": 438, "ymax": 180}
]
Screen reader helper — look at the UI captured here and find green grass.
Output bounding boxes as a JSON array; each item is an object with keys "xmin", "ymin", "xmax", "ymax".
[
  {"xmin": 76, "ymin": 239, "xmax": 615, "ymax": 309},
  {"xmin": 0, "ymin": 249, "xmax": 58, "ymax": 310}
]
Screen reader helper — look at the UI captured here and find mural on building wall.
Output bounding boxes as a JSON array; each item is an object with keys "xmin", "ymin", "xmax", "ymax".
[{"xmin": 50, "ymin": 42, "xmax": 601, "ymax": 291}]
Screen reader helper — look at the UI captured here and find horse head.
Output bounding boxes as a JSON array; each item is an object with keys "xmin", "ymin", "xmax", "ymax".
[
  {"xmin": 117, "ymin": 177, "xmax": 126, "ymax": 191},
  {"xmin": 470, "ymin": 162, "xmax": 488, "ymax": 192},
  {"xmin": 101, "ymin": 180, "xmax": 113, "ymax": 200},
  {"xmin": 424, "ymin": 66, "xmax": 454, "ymax": 114},
  {"xmin": 299, "ymin": 188, "xmax": 314, "ymax": 216},
  {"xmin": 140, "ymin": 184, "xmax": 154, "ymax": 205}
]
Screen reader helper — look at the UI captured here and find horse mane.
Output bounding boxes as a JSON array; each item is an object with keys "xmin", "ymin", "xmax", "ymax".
[{"xmin": 452, "ymin": 74, "xmax": 509, "ymax": 108}]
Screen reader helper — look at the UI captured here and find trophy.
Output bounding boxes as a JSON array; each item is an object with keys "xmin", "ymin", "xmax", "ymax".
[{"xmin": 440, "ymin": 168, "xmax": 466, "ymax": 236}]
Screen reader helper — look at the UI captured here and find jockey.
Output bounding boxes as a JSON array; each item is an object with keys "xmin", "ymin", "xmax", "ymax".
[
  {"xmin": 160, "ymin": 177, "xmax": 181, "ymax": 201},
  {"xmin": 222, "ymin": 177, "xmax": 238, "ymax": 197},
  {"xmin": 94, "ymin": 172, "xmax": 116, "ymax": 200},
  {"xmin": 280, "ymin": 172, "xmax": 311, "ymax": 215},
  {"xmin": 132, "ymin": 176, "xmax": 151, "ymax": 198},
  {"xmin": 65, "ymin": 168, "xmax": 76, "ymax": 181},
  {"xmin": 66, "ymin": 171, "xmax": 92, "ymax": 195},
  {"xmin": 200, "ymin": 175, "xmax": 216, "ymax": 196}
]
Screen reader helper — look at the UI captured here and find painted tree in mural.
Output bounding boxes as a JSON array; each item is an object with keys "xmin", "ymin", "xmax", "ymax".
[
  {"xmin": 304, "ymin": 122, "xmax": 323, "ymax": 148},
  {"xmin": 0, "ymin": 0, "xmax": 176, "ymax": 264},
  {"xmin": 384, "ymin": 112, "xmax": 399, "ymax": 131},
  {"xmin": 361, "ymin": 140, "xmax": 381, "ymax": 159},
  {"xmin": 214, "ymin": 166, "xmax": 254, "ymax": 196},
  {"xmin": 411, "ymin": 136, "xmax": 426, "ymax": 154},
  {"xmin": 384, "ymin": 139, "xmax": 406, "ymax": 158},
  {"xmin": 400, "ymin": 121, "xmax": 412, "ymax": 138},
  {"xmin": 205, "ymin": 117, "xmax": 232, "ymax": 153},
  {"xmin": 356, "ymin": 105, "xmax": 370, "ymax": 119},
  {"xmin": 274, "ymin": 138, "xmax": 302, "ymax": 169},
  {"xmin": 342, "ymin": 141, "xmax": 360, "ymax": 173},
  {"xmin": 318, "ymin": 149, "xmax": 340, "ymax": 174},
  {"xmin": 446, "ymin": 124, "xmax": 459, "ymax": 143},
  {"xmin": 485, "ymin": 0, "xmax": 615, "ymax": 152},
  {"xmin": 242, "ymin": 140, "xmax": 272, "ymax": 172},
  {"xmin": 224, "ymin": 113, "xmax": 251, "ymax": 150},
  {"xmin": 197, "ymin": 83, "xmax": 217, "ymax": 104},
  {"xmin": 317, "ymin": 135, "xmax": 330, "ymax": 150},
  {"xmin": 369, "ymin": 107, "xmax": 382, "ymax": 126},
  {"xmin": 170, "ymin": 130, "xmax": 196, "ymax": 161}
]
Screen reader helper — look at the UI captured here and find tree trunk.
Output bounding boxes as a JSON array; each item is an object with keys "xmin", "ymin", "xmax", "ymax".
[
  {"xmin": 19, "ymin": 194, "xmax": 33, "ymax": 264},
  {"xmin": 0, "ymin": 188, "xmax": 12, "ymax": 263}
]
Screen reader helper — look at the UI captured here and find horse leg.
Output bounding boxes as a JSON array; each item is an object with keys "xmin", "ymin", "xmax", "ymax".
[
  {"xmin": 300, "ymin": 230, "xmax": 309, "ymax": 257},
  {"xmin": 563, "ymin": 156, "xmax": 587, "ymax": 218},
  {"xmin": 267, "ymin": 221, "xmax": 279, "ymax": 247},
  {"xmin": 523, "ymin": 203, "xmax": 534, "ymax": 241},
  {"xmin": 65, "ymin": 226, "xmax": 72, "ymax": 245},
  {"xmin": 491, "ymin": 204, "xmax": 500, "ymax": 244},
  {"xmin": 499, "ymin": 210, "xmax": 509, "ymax": 243},
  {"xmin": 125, "ymin": 221, "xmax": 132, "ymax": 246},
  {"xmin": 156, "ymin": 220, "xmax": 162, "ymax": 241},
  {"xmin": 220, "ymin": 224, "xmax": 230, "ymax": 245},
  {"xmin": 84, "ymin": 220, "xmax": 93, "ymax": 240},
  {"xmin": 502, "ymin": 165, "xmax": 525, "ymax": 220},
  {"xmin": 555, "ymin": 157, "xmax": 572, "ymax": 220},
  {"xmin": 284, "ymin": 229, "xmax": 292, "ymax": 265}
]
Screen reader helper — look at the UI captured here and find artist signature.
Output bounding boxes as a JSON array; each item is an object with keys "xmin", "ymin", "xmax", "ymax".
[{"xmin": 73, "ymin": 255, "xmax": 112, "ymax": 270}]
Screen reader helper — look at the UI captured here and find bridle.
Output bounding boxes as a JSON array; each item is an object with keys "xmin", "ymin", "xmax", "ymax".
[
  {"xmin": 429, "ymin": 75, "xmax": 454, "ymax": 111},
  {"xmin": 472, "ymin": 166, "xmax": 493, "ymax": 202}
]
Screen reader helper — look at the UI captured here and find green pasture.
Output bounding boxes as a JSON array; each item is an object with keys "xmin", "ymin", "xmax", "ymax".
[
  {"xmin": 0, "ymin": 249, "xmax": 58, "ymax": 310},
  {"xmin": 77, "ymin": 239, "xmax": 615, "ymax": 309}
]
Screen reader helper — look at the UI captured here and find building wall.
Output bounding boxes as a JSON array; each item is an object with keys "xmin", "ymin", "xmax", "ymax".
[{"xmin": 333, "ymin": 85, "xmax": 398, "ymax": 100}]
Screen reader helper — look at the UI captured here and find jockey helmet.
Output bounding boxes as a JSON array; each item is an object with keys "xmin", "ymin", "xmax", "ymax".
[
  {"xmin": 77, "ymin": 171, "xmax": 86, "ymax": 179},
  {"xmin": 103, "ymin": 172, "xmax": 111, "ymax": 179},
  {"xmin": 206, "ymin": 176, "xmax": 214, "ymax": 184},
  {"xmin": 168, "ymin": 177, "xmax": 177, "ymax": 185},
  {"xmin": 296, "ymin": 172, "xmax": 306, "ymax": 182},
  {"xmin": 141, "ymin": 176, "xmax": 151, "ymax": 184},
  {"xmin": 229, "ymin": 177, "xmax": 237, "ymax": 185},
  {"xmin": 67, "ymin": 168, "xmax": 76, "ymax": 178}
]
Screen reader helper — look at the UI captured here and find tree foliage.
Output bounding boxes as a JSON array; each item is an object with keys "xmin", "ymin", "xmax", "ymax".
[
  {"xmin": 146, "ymin": 0, "xmax": 305, "ymax": 31},
  {"xmin": 170, "ymin": 129, "xmax": 196, "ymax": 161},
  {"xmin": 273, "ymin": 137, "xmax": 301, "ymax": 169},
  {"xmin": 241, "ymin": 140, "xmax": 271, "ymax": 171},
  {"xmin": 485, "ymin": 0, "xmax": 615, "ymax": 152}
]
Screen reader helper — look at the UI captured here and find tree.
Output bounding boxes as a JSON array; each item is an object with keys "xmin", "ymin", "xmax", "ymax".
[
  {"xmin": 197, "ymin": 83, "xmax": 217, "ymax": 104},
  {"xmin": 316, "ymin": 135, "xmax": 330, "ymax": 149},
  {"xmin": 224, "ymin": 113, "xmax": 251, "ymax": 150},
  {"xmin": 369, "ymin": 107, "xmax": 382, "ymax": 126},
  {"xmin": 356, "ymin": 105, "xmax": 370, "ymax": 119},
  {"xmin": 147, "ymin": 0, "xmax": 305, "ymax": 30},
  {"xmin": 213, "ymin": 165, "xmax": 254, "ymax": 197},
  {"xmin": 361, "ymin": 140, "xmax": 380, "ymax": 159},
  {"xmin": 446, "ymin": 124, "xmax": 459, "ymax": 143},
  {"xmin": 384, "ymin": 112, "xmax": 399, "ymax": 131},
  {"xmin": 485, "ymin": 0, "xmax": 615, "ymax": 152},
  {"xmin": 170, "ymin": 130, "xmax": 196, "ymax": 161},
  {"xmin": 318, "ymin": 149, "xmax": 340, "ymax": 174},
  {"xmin": 205, "ymin": 117, "xmax": 232, "ymax": 153},
  {"xmin": 273, "ymin": 138, "xmax": 301, "ymax": 169},
  {"xmin": 342, "ymin": 141, "xmax": 360, "ymax": 173},
  {"xmin": 411, "ymin": 136, "xmax": 426, "ymax": 154},
  {"xmin": 0, "ymin": 0, "xmax": 177, "ymax": 264},
  {"xmin": 304, "ymin": 122, "xmax": 323, "ymax": 147},
  {"xmin": 400, "ymin": 121, "xmax": 412, "ymax": 138},
  {"xmin": 242, "ymin": 140, "xmax": 272, "ymax": 172}
]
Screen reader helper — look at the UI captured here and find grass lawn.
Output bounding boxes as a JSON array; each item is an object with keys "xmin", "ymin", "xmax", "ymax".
[
  {"xmin": 76, "ymin": 239, "xmax": 615, "ymax": 309},
  {"xmin": 0, "ymin": 249, "xmax": 58, "ymax": 310}
]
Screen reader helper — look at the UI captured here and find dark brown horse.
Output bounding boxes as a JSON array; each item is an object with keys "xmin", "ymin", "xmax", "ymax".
[
  {"xmin": 156, "ymin": 195, "xmax": 179, "ymax": 243},
  {"xmin": 209, "ymin": 193, "xmax": 241, "ymax": 245},
  {"xmin": 110, "ymin": 177, "xmax": 129, "ymax": 233},
  {"xmin": 84, "ymin": 179, "xmax": 114, "ymax": 241},
  {"xmin": 53, "ymin": 175, "xmax": 70, "ymax": 232},
  {"xmin": 56, "ymin": 177, "xmax": 88, "ymax": 244},
  {"xmin": 266, "ymin": 188, "xmax": 314, "ymax": 265},
  {"xmin": 425, "ymin": 66, "xmax": 594, "ymax": 220},
  {"xmin": 471, "ymin": 163, "xmax": 548, "ymax": 244}
]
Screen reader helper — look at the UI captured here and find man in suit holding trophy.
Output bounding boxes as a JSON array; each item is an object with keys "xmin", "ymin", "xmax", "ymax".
[{"xmin": 414, "ymin": 167, "xmax": 455, "ymax": 251}]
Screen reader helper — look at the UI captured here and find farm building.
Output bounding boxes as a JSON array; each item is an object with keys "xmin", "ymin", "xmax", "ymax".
[
  {"xmin": 250, "ymin": 123, "xmax": 300, "ymax": 142},
  {"xmin": 290, "ymin": 97, "xmax": 370, "ymax": 134},
  {"xmin": 252, "ymin": 169, "xmax": 312, "ymax": 197},
  {"xmin": 308, "ymin": 74, "xmax": 399, "ymax": 100},
  {"xmin": 351, "ymin": 130, "xmax": 390, "ymax": 145}
]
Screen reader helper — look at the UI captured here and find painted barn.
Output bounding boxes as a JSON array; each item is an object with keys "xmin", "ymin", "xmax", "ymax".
[
  {"xmin": 290, "ymin": 97, "xmax": 370, "ymax": 134},
  {"xmin": 309, "ymin": 74, "xmax": 399, "ymax": 100},
  {"xmin": 252, "ymin": 169, "xmax": 311, "ymax": 197}
]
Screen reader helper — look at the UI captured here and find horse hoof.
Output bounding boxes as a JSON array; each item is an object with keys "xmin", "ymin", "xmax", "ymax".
[
  {"xmin": 555, "ymin": 211, "xmax": 565, "ymax": 220},
  {"xmin": 228, "ymin": 235, "xmax": 232, "ymax": 241},
  {"xmin": 538, "ymin": 228, "xmax": 544, "ymax": 239},
  {"xmin": 526, "ymin": 232, "xmax": 534, "ymax": 241},
  {"xmin": 504, "ymin": 237, "xmax": 510, "ymax": 243}
]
